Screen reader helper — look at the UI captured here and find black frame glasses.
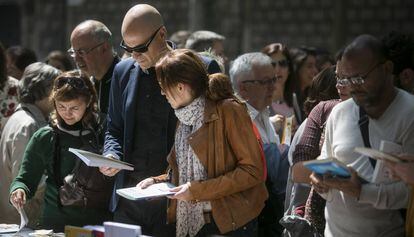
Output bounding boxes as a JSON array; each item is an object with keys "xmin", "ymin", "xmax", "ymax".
[
  {"xmin": 241, "ymin": 77, "xmax": 278, "ymax": 86},
  {"xmin": 271, "ymin": 59, "xmax": 289, "ymax": 68},
  {"xmin": 55, "ymin": 77, "xmax": 87, "ymax": 90},
  {"xmin": 67, "ymin": 42, "xmax": 105, "ymax": 58},
  {"xmin": 120, "ymin": 26, "xmax": 163, "ymax": 53},
  {"xmin": 336, "ymin": 61, "xmax": 385, "ymax": 86}
]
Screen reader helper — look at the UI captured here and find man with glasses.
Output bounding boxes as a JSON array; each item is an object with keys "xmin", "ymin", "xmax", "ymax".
[
  {"xmin": 100, "ymin": 4, "xmax": 220, "ymax": 237},
  {"xmin": 69, "ymin": 20, "xmax": 119, "ymax": 114},
  {"xmin": 310, "ymin": 34, "xmax": 414, "ymax": 237},
  {"xmin": 230, "ymin": 52, "xmax": 289, "ymax": 236}
]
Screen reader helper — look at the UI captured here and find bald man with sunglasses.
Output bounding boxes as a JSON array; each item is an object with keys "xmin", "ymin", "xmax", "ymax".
[{"xmin": 100, "ymin": 4, "xmax": 220, "ymax": 236}]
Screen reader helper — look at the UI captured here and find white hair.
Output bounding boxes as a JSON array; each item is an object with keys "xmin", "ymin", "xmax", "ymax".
[{"xmin": 229, "ymin": 52, "xmax": 273, "ymax": 93}]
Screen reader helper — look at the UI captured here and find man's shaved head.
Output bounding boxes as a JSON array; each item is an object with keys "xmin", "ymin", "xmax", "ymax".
[{"xmin": 121, "ymin": 4, "xmax": 164, "ymax": 42}]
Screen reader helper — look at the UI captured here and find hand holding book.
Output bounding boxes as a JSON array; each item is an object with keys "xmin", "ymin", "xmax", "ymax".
[{"xmin": 303, "ymin": 157, "xmax": 351, "ymax": 178}]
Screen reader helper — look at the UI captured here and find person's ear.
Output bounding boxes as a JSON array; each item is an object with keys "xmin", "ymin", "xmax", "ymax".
[
  {"xmin": 159, "ymin": 27, "xmax": 167, "ymax": 41},
  {"xmin": 177, "ymin": 83, "xmax": 185, "ymax": 93}
]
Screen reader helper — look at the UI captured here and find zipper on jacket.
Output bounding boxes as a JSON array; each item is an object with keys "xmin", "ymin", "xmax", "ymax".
[{"xmin": 223, "ymin": 198, "xmax": 236, "ymax": 231}]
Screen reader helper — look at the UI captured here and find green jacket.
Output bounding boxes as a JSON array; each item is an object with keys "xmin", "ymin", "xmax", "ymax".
[{"xmin": 10, "ymin": 126, "xmax": 111, "ymax": 231}]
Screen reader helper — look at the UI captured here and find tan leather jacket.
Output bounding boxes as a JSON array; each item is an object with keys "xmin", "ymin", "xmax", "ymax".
[{"xmin": 154, "ymin": 98, "xmax": 268, "ymax": 234}]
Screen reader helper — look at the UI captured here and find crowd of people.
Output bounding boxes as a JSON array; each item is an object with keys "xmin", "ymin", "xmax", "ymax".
[{"xmin": 0, "ymin": 3, "xmax": 414, "ymax": 237}]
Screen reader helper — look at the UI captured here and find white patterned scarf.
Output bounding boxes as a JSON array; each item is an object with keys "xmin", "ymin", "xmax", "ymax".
[{"xmin": 174, "ymin": 96, "xmax": 211, "ymax": 237}]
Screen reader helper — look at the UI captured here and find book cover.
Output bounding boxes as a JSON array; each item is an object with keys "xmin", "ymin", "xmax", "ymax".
[
  {"xmin": 281, "ymin": 115, "xmax": 294, "ymax": 146},
  {"xmin": 65, "ymin": 225, "xmax": 93, "ymax": 237},
  {"xmin": 303, "ymin": 157, "xmax": 351, "ymax": 178},
  {"xmin": 68, "ymin": 148, "xmax": 134, "ymax": 171},
  {"xmin": 116, "ymin": 182, "xmax": 176, "ymax": 201},
  {"xmin": 104, "ymin": 221, "xmax": 141, "ymax": 237}
]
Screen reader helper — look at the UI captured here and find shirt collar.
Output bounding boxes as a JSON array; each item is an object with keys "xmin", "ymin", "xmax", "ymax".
[{"xmin": 246, "ymin": 103, "xmax": 270, "ymax": 120}]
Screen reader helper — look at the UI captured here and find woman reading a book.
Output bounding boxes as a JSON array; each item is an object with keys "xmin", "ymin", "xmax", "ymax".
[
  {"xmin": 137, "ymin": 49, "xmax": 268, "ymax": 237},
  {"xmin": 9, "ymin": 71, "xmax": 112, "ymax": 231}
]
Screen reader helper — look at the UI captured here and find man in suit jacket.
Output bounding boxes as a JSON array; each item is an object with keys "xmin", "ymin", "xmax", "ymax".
[{"xmin": 100, "ymin": 4, "xmax": 220, "ymax": 237}]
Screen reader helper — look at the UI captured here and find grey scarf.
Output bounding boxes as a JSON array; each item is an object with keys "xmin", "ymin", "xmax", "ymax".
[{"xmin": 174, "ymin": 96, "xmax": 210, "ymax": 237}]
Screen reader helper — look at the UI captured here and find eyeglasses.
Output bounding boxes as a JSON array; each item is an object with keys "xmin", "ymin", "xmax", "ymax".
[
  {"xmin": 55, "ymin": 77, "xmax": 87, "ymax": 90},
  {"xmin": 336, "ymin": 61, "xmax": 385, "ymax": 86},
  {"xmin": 120, "ymin": 26, "xmax": 163, "ymax": 53},
  {"xmin": 67, "ymin": 42, "xmax": 105, "ymax": 58},
  {"xmin": 271, "ymin": 59, "xmax": 289, "ymax": 68},
  {"xmin": 242, "ymin": 77, "xmax": 278, "ymax": 86}
]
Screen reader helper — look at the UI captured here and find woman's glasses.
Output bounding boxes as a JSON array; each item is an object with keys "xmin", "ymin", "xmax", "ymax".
[{"xmin": 55, "ymin": 77, "xmax": 87, "ymax": 90}]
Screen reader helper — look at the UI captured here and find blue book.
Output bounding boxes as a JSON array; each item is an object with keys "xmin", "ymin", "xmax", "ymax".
[{"xmin": 303, "ymin": 158, "xmax": 351, "ymax": 178}]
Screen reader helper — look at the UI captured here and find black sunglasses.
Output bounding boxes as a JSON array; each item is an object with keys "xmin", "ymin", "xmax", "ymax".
[
  {"xmin": 271, "ymin": 59, "xmax": 289, "ymax": 68},
  {"xmin": 55, "ymin": 77, "xmax": 87, "ymax": 90},
  {"xmin": 120, "ymin": 26, "xmax": 163, "ymax": 53}
]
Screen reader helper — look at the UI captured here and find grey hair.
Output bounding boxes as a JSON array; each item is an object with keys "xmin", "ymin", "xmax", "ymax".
[
  {"xmin": 77, "ymin": 20, "xmax": 115, "ymax": 55},
  {"xmin": 79, "ymin": 20, "xmax": 112, "ymax": 43},
  {"xmin": 229, "ymin": 52, "xmax": 273, "ymax": 93},
  {"xmin": 19, "ymin": 62, "xmax": 61, "ymax": 103},
  {"xmin": 185, "ymin": 30, "xmax": 225, "ymax": 52}
]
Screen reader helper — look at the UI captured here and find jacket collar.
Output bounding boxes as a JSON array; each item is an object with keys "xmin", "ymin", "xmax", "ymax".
[
  {"xmin": 203, "ymin": 97, "xmax": 246, "ymax": 123},
  {"xmin": 17, "ymin": 103, "xmax": 47, "ymax": 123},
  {"xmin": 203, "ymin": 98, "xmax": 219, "ymax": 123}
]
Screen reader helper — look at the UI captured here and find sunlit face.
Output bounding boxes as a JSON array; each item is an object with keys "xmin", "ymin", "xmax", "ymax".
[
  {"xmin": 70, "ymin": 33, "xmax": 105, "ymax": 78},
  {"xmin": 298, "ymin": 55, "xmax": 318, "ymax": 88},
  {"xmin": 270, "ymin": 52, "xmax": 289, "ymax": 85},
  {"xmin": 55, "ymin": 98, "xmax": 88, "ymax": 125},
  {"xmin": 161, "ymin": 83, "xmax": 194, "ymax": 109},
  {"xmin": 240, "ymin": 64, "xmax": 276, "ymax": 111},
  {"xmin": 335, "ymin": 59, "xmax": 351, "ymax": 101},
  {"xmin": 122, "ymin": 27, "xmax": 164, "ymax": 70},
  {"xmin": 342, "ymin": 50, "xmax": 387, "ymax": 108}
]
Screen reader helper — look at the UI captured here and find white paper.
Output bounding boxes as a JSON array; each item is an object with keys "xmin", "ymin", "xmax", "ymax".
[
  {"xmin": 116, "ymin": 182, "xmax": 176, "ymax": 201},
  {"xmin": 0, "ymin": 224, "xmax": 19, "ymax": 234},
  {"xmin": 68, "ymin": 148, "xmax": 134, "ymax": 171},
  {"xmin": 18, "ymin": 207, "xmax": 28, "ymax": 231}
]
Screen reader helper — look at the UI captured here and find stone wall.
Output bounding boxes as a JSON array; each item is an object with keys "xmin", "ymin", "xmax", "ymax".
[{"xmin": 1, "ymin": 0, "xmax": 413, "ymax": 60}]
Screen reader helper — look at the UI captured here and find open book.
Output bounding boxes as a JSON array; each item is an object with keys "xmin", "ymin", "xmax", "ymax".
[
  {"xmin": 303, "ymin": 157, "xmax": 351, "ymax": 178},
  {"xmin": 355, "ymin": 141, "xmax": 402, "ymax": 184},
  {"xmin": 68, "ymin": 148, "xmax": 134, "ymax": 171},
  {"xmin": 354, "ymin": 147, "xmax": 402, "ymax": 163},
  {"xmin": 116, "ymin": 182, "xmax": 176, "ymax": 201}
]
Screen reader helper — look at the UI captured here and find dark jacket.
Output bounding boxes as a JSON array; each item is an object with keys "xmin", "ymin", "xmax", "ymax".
[{"xmin": 103, "ymin": 53, "xmax": 221, "ymax": 211}]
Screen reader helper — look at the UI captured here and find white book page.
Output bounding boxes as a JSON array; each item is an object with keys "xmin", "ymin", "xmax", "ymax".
[
  {"xmin": 116, "ymin": 182, "xmax": 176, "ymax": 200},
  {"xmin": 68, "ymin": 148, "xmax": 134, "ymax": 171}
]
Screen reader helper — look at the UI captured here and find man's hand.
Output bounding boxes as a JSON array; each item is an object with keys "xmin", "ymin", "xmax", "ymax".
[
  {"xmin": 322, "ymin": 168, "xmax": 362, "ymax": 198},
  {"xmin": 168, "ymin": 182, "xmax": 193, "ymax": 201},
  {"xmin": 99, "ymin": 155, "xmax": 121, "ymax": 177},
  {"xmin": 99, "ymin": 167, "xmax": 121, "ymax": 177},
  {"xmin": 270, "ymin": 114, "xmax": 285, "ymax": 133},
  {"xmin": 310, "ymin": 172, "xmax": 330, "ymax": 194},
  {"xmin": 386, "ymin": 154, "xmax": 414, "ymax": 185}
]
